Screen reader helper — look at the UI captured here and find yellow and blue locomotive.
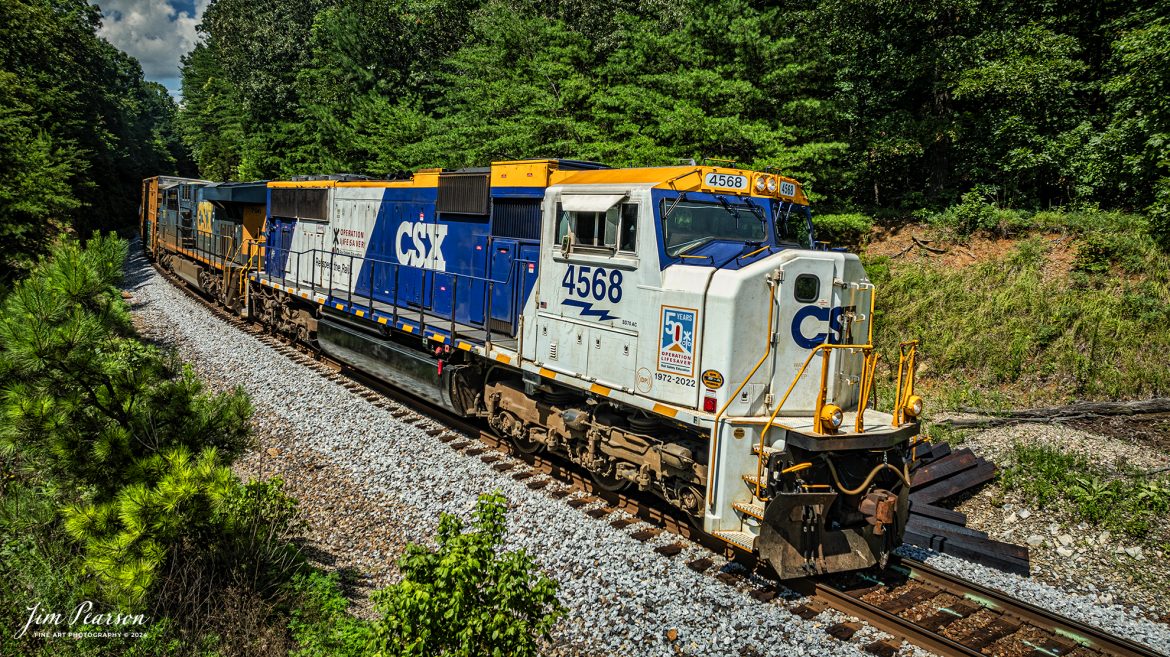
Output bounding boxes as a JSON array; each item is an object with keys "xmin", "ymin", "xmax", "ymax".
[{"xmin": 141, "ymin": 160, "xmax": 922, "ymax": 578}]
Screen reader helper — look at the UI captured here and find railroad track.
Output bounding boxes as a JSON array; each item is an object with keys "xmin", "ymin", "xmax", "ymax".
[
  {"xmin": 803, "ymin": 559, "xmax": 1163, "ymax": 657},
  {"xmin": 149, "ymin": 262, "xmax": 1165, "ymax": 657}
]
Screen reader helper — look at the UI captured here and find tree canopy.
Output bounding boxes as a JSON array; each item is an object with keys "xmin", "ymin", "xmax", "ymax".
[
  {"xmin": 0, "ymin": 0, "xmax": 191, "ymax": 283},
  {"xmin": 177, "ymin": 0, "xmax": 1170, "ymax": 228}
]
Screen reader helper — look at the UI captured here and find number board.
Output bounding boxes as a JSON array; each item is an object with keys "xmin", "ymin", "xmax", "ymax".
[
  {"xmin": 703, "ymin": 172, "xmax": 748, "ymax": 191},
  {"xmin": 778, "ymin": 180, "xmax": 797, "ymax": 197}
]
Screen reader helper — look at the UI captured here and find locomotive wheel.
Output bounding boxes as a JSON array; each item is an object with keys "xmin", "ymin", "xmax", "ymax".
[
  {"xmin": 511, "ymin": 430, "xmax": 545, "ymax": 455},
  {"xmin": 590, "ymin": 468, "xmax": 630, "ymax": 492},
  {"xmin": 490, "ymin": 411, "xmax": 544, "ymax": 455}
]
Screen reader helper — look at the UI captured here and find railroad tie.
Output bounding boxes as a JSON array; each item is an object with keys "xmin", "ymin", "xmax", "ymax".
[
  {"xmin": 862, "ymin": 639, "xmax": 902, "ymax": 657},
  {"xmin": 826, "ymin": 621, "xmax": 862, "ymax": 641},
  {"xmin": 654, "ymin": 543, "xmax": 684, "ymax": 557},
  {"xmin": 875, "ymin": 585, "xmax": 938, "ymax": 615},
  {"xmin": 915, "ymin": 599, "xmax": 980, "ymax": 632},
  {"xmin": 714, "ymin": 572, "xmax": 740, "ymax": 585},
  {"xmin": 749, "ymin": 587, "xmax": 778, "ymax": 603},
  {"xmin": 686, "ymin": 558, "xmax": 713, "ymax": 573},
  {"xmin": 958, "ymin": 615, "xmax": 1021, "ymax": 651},
  {"xmin": 629, "ymin": 528, "xmax": 661, "ymax": 542},
  {"xmin": 790, "ymin": 600, "xmax": 828, "ymax": 620}
]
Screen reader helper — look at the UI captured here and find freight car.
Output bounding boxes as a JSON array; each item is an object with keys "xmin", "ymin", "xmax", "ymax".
[
  {"xmin": 141, "ymin": 176, "xmax": 267, "ymax": 313},
  {"xmin": 141, "ymin": 160, "xmax": 923, "ymax": 578}
]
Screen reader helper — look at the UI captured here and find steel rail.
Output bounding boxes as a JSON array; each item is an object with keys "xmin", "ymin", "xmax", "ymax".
[
  {"xmin": 901, "ymin": 559, "xmax": 1164, "ymax": 657},
  {"xmin": 811, "ymin": 557, "xmax": 1165, "ymax": 657}
]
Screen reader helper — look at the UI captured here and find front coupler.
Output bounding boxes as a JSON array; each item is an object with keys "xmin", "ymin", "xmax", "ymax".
[{"xmin": 757, "ymin": 486, "xmax": 909, "ymax": 579}]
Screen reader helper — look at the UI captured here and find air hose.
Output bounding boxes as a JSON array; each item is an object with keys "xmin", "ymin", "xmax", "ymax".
[{"xmin": 822, "ymin": 457, "xmax": 911, "ymax": 496}]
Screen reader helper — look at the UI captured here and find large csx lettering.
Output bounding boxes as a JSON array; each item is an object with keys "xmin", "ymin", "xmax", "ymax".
[
  {"xmin": 395, "ymin": 221, "xmax": 448, "ymax": 271},
  {"xmin": 791, "ymin": 305, "xmax": 846, "ymax": 350}
]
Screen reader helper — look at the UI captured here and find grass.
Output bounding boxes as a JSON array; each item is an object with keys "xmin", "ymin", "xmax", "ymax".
[
  {"xmin": 999, "ymin": 442, "xmax": 1170, "ymax": 539},
  {"xmin": 867, "ymin": 210, "xmax": 1170, "ymax": 409}
]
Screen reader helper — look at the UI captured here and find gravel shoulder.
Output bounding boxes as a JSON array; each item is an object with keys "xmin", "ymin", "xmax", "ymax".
[{"xmin": 123, "ymin": 249, "xmax": 1170, "ymax": 656}]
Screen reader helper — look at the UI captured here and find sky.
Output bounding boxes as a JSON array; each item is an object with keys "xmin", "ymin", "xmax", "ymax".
[{"xmin": 94, "ymin": 0, "xmax": 209, "ymax": 98}]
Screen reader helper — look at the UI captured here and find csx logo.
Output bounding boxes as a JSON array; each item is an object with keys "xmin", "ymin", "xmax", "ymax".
[
  {"xmin": 791, "ymin": 305, "xmax": 854, "ymax": 350},
  {"xmin": 396, "ymin": 221, "xmax": 448, "ymax": 271}
]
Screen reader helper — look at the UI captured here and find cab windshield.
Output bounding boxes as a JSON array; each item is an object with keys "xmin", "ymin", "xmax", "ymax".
[{"xmin": 661, "ymin": 198, "xmax": 766, "ymax": 257}]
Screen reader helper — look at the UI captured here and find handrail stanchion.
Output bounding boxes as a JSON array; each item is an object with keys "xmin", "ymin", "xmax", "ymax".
[
  {"xmin": 446, "ymin": 274, "xmax": 456, "ymax": 336},
  {"xmin": 392, "ymin": 264, "xmax": 400, "ymax": 327},
  {"xmin": 485, "ymin": 282, "xmax": 494, "ymax": 349}
]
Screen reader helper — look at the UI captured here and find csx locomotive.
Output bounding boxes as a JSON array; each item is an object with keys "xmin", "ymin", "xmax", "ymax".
[{"xmin": 141, "ymin": 160, "xmax": 923, "ymax": 578}]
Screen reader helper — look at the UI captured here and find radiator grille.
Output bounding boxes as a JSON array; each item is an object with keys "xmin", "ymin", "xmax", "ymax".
[
  {"xmin": 270, "ymin": 188, "xmax": 329, "ymax": 220},
  {"xmin": 491, "ymin": 198, "xmax": 541, "ymax": 240},
  {"xmin": 437, "ymin": 173, "xmax": 489, "ymax": 215}
]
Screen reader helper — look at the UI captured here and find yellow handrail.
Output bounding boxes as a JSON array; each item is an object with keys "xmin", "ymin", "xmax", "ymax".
[
  {"xmin": 754, "ymin": 341, "xmax": 871, "ymax": 497},
  {"xmin": 892, "ymin": 340, "xmax": 919, "ymax": 426},
  {"xmin": 854, "ymin": 351, "xmax": 881, "ymax": 433}
]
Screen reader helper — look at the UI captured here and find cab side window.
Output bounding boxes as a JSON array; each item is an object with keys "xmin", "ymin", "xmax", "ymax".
[{"xmin": 557, "ymin": 203, "xmax": 638, "ymax": 253}]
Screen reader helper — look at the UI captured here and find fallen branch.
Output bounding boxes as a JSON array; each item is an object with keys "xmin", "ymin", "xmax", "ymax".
[
  {"xmin": 938, "ymin": 397, "xmax": 1170, "ymax": 428},
  {"xmin": 912, "ymin": 236, "xmax": 948, "ymax": 254},
  {"xmin": 890, "ymin": 243, "xmax": 915, "ymax": 259}
]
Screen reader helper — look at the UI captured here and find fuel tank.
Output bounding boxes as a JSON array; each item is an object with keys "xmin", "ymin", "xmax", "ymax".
[{"xmin": 316, "ymin": 313, "xmax": 478, "ymax": 416}]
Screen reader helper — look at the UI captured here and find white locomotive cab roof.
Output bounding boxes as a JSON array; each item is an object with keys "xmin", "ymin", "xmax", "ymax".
[{"xmin": 559, "ymin": 193, "xmax": 626, "ymax": 212}]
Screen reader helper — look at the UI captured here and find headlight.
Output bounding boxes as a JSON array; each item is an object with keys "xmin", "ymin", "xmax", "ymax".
[
  {"xmin": 766, "ymin": 177, "xmax": 777, "ymax": 193},
  {"xmin": 820, "ymin": 404, "xmax": 843, "ymax": 431},
  {"xmin": 755, "ymin": 176, "xmax": 767, "ymax": 192},
  {"xmin": 905, "ymin": 395, "xmax": 924, "ymax": 418}
]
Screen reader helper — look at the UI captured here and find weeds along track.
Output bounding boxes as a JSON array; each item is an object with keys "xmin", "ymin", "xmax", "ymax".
[{"xmin": 154, "ymin": 264, "xmax": 1163, "ymax": 657}]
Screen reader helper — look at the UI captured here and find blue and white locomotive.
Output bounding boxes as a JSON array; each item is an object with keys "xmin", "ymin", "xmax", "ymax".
[{"xmin": 144, "ymin": 159, "xmax": 923, "ymax": 578}]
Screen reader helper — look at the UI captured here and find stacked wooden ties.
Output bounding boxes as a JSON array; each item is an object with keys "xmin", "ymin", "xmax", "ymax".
[{"xmin": 904, "ymin": 440, "xmax": 1031, "ymax": 575}]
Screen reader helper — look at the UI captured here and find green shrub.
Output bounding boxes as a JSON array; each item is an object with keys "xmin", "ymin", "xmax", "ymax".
[
  {"xmin": 1149, "ymin": 178, "xmax": 1170, "ymax": 251},
  {"xmin": 927, "ymin": 186, "xmax": 1034, "ymax": 237},
  {"xmin": 367, "ymin": 492, "xmax": 564, "ymax": 657},
  {"xmin": 288, "ymin": 571, "xmax": 372, "ymax": 657}
]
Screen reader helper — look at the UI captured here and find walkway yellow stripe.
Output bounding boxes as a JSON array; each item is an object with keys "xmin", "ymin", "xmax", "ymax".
[
  {"xmin": 590, "ymin": 383, "xmax": 611, "ymax": 396},
  {"xmin": 653, "ymin": 403, "xmax": 678, "ymax": 418},
  {"xmin": 495, "ymin": 354, "xmax": 512, "ymax": 364},
  {"xmin": 538, "ymin": 368, "xmax": 557, "ymax": 379}
]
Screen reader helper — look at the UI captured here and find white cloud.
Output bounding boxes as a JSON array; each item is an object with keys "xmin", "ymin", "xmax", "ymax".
[{"xmin": 95, "ymin": 0, "xmax": 209, "ymax": 86}]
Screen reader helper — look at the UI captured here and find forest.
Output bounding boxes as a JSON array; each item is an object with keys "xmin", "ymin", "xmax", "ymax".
[
  {"xmin": 175, "ymin": 0, "xmax": 1170, "ymax": 231},
  {"xmin": 3, "ymin": 0, "xmax": 1169, "ymax": 282}
]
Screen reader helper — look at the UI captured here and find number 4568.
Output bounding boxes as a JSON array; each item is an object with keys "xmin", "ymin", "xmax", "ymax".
[{"xmin": 561, "ymin": 265, "xmax": 622, "ymax": 303}]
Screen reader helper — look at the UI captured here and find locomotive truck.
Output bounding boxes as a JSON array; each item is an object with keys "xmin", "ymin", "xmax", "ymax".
[{"xmin": 141, "ymin": 159, "xmax": 923, "ymax": 578}]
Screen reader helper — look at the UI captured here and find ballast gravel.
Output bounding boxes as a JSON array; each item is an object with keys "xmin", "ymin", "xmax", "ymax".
[{"xmin": 122, "ymin": 250, "xmax": 1169, "ymax": 656}]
